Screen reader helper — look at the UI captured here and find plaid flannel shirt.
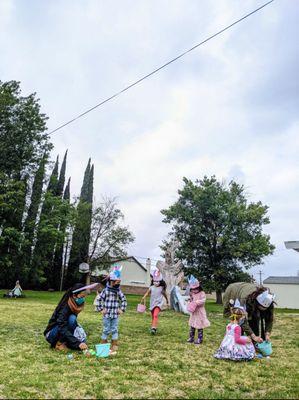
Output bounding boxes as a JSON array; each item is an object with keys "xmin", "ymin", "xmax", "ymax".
[{"xmin": 96, "ymin": 287, "xmax": 127, "ymax": 318}]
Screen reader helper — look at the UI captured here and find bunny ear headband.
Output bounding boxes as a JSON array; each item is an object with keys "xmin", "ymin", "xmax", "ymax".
[
  {"xmin": 188, "ymin": 275, "xmax": 200, "ymax": 289},
  {"xmin": 150, "ymin": 267, "xmax": 163, "ymax": 281},
  {"xmin": 229, "ymin": 298, "xmax": 247, "ymax": 321},
  {"xmin": 229, "ymin": 298, "xmax": 246, "ymax": 312},
  {"xmin": 109, "ymin": 264, "xmax": 123, "ymax": 280},
  {"xmin": 72, "ymin": 283, "xmax": 99, "ymax": 294},
  {"xmin": 256, "ymin": 289, "xmax": 275, "ymax": 308}
]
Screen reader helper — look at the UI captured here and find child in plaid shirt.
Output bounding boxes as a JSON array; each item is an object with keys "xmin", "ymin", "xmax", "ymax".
[{"xmin": 96, "ymin": 265, "xmax": 127, "ymax": 353}]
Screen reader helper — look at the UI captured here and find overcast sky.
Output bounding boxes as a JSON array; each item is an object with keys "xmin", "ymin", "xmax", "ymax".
[{"xmin": 1, "ymin": 0, "xmax": 298, "ymax": 281}]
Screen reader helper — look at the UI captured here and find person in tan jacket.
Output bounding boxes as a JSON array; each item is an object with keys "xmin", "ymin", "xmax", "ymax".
[{"xmin": 223, "ymin": 282, "xmax": 275, "ymax": 343}]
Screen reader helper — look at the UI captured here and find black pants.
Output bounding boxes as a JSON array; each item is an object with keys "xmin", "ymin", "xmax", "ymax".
[{"xmin": 248, "ymin": 317, "xmax": 266, "ymax": 340}]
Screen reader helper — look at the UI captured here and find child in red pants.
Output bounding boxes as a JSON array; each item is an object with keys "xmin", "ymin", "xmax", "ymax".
[{"xmin": 141, "ymin": 268, "xmax": 168, "ymax": 334}]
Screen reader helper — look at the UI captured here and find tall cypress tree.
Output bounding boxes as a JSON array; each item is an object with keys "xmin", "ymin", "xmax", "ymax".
[
  {"xmin": 57, "ymin": 150, "xmax": 67, "ymax": 197},
  {"xmin": 87, "ymin": 164, "xmax": 94, "ymax": 204},
  {"xmin": 23, "ymin": 155, "xmax": 47, "ymax": 246},
  {"xmin": 64, "ymin": 177, "xmax": 71, "ymax": 201},
  {"xmin": 52, "ymin": 177, "xmax": 71, "ymax": 290},
  {"xmin": 46, "ymin": 156, "xmax": 59, "ymax": 195},
  {"xmin": 80, "ymin": 158, "xmax": 91, "ymax": 201},
  {"xmin": 30, "ymin": 156, "xmax": 59, "ymax": 288},
  {"xmin": 64, "ymin": 159, "xmax": 93, "ymax": 287},
  {"xmin": 22, "ymin": 155, "xmax": 47, "ymax": 283}
]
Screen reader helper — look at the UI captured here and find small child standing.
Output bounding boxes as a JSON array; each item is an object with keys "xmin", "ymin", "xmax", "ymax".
[
  {"xmin": 141, "ymin": 267, "xmax": 168, "ymax": 335},
  {"xmin": 214, "ymin": 299, "xmax": 255, "ymax": 361},
  {"xmin": 11, "ymin": 280, "xmax": 23, "ymax": 297},
  {"xmin": 186, "ymin": 275, "xmax": 210, "ymax": 344},
  {"xmin": 96, "ymin": 265, "xmax": 127, "ymax": 353}
]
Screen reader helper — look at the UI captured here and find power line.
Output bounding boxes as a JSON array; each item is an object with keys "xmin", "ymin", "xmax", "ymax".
[{"xmin": 49, "ymin": 0, "xmax": 274, "ymax": 135}]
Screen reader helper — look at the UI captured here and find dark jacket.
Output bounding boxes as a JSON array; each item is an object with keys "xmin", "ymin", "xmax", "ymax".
[
  {"xmin": 223, "ymin": 282, "xmax": 273, "ymax": 337},
  {"xmin": 44, "ymin": 303, "xmax": 81, "ymax": 349}
]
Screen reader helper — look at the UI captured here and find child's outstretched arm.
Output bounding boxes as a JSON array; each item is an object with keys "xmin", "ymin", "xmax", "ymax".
[{"xmin": 141, "ymin": 288, "xmax": 151, "ymax": 301}]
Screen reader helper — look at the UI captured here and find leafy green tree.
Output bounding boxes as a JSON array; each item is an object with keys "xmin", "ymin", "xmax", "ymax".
[
  {"xmin": 0, "ymin": 80, "xmax": 52, "ymax": 287},
  {"xmin": 88, "ymin": 197, "xmax": 135, "ymax": 269},
  {"xmin": 161, "ymin": 176, "xmax": 275, "ymax": 303},
  {"xmin": 0, "ymin": 80, "xmax": 51, "ymax": 178},
  {"xmin": 0, "ymin": 174, "xmax": 28, "ymax": 286}
]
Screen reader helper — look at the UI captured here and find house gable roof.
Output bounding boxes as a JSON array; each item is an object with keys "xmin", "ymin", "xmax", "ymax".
[
  {"xmin": 264, "ymin": 276, "xmax": 299, "ymax": 285},
  {"xmin": 108, "ymin": 256, "xmax": 147, "ymax": 271}
]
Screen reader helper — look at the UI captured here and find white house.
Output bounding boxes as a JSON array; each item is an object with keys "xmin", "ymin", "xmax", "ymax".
[
  {"xmin": 263, "ymin": 276, "xmax": 299, "ymax": 309},
  {"xmin": 92, "ymin": 256, "xmax": 151, "ymax": 294}
]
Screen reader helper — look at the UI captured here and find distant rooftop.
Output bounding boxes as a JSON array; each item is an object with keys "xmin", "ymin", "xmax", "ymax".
[
  {"xmin": 284, "ymin": 241, "xmax": 299, "ymax": 252},
  {"xmin": 264, "ymin": 276, "xmax": 299, "ymax": 285}
]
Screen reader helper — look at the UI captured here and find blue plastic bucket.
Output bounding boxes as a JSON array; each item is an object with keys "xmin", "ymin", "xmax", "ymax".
[
  {"xmin": 256, "ymin": 341, "xmax": 272, "ymax": 356},
  {"xmin": 95, "ymin": 343, "xmax": 111, "ymax": 358}
]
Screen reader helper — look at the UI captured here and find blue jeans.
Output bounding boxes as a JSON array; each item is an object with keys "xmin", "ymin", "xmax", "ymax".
[
  {"xmin": 46, "ymin": 314, "xmax": 77, "ymax": 346},
  {"xmin": 102, "ymin": 316, "xmax": 119, "ymax": 340}
]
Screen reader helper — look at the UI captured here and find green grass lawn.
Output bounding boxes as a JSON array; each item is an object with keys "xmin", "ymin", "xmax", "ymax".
[{"xmin": 0, "ymin": 291, "xmax": 298, "ymax": 399}]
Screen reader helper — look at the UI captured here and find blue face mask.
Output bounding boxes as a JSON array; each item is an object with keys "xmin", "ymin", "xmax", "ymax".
[{"xmin": 75, "ymin": 297, "xmax": 85, "ymax": 306}]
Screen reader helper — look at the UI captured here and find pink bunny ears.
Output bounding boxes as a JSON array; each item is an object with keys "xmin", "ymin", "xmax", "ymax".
[
  {"xmin": 72, "ymin": 283, "xmax": 99, "ymax": 294},
  {"xmin": 151, "ymin": 267, "xmax": 163, "ymax": 281}
]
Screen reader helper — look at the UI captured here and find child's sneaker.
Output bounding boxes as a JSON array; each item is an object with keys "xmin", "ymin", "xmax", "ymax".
[
  {"xmin": 150, "ymin": 328, "xmax": 157, "ymax": 335},
  {"xmin": 194, "ymin": 338, "xmax": 203, "ymax": 345}
]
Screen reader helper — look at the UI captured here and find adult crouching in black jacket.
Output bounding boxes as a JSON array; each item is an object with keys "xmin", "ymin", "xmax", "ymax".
[{"xmin": 44, "ymin": 283, "xmax": 89, "ymax": 352}]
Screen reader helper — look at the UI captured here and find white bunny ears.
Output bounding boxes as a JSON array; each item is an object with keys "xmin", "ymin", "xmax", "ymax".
[
  {"xmin": 256, "ymin": 289, "xmax": 275, "ymax": 308},
  {"xmin": 229, "ymin": 298, "xmax": 246, "ymax": 312}
]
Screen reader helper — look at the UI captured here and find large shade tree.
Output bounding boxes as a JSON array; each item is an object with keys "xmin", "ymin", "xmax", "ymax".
[
  {"xmin": 0, "ymin": 80, "xmax": 52, "ymax": 286},
  {"xmin": 0, "ymin": 80, "xmax": 51, "ymax": 178},
  {"xmin": 88, "ymin": 197, "xmax": 135, "ymax": 269},
  {"xmin": 161, "ymin": 176, "xmax": 275, "ymax": 303}
]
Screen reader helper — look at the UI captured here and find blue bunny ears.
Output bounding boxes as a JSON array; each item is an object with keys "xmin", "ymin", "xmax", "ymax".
[
  {"xmin": 109, "ymin": 264, "xmax": 123, "ymax": 280},
  {"xmin": 188, "ymin": 275, "xmax": 200, "ymax": 289}
]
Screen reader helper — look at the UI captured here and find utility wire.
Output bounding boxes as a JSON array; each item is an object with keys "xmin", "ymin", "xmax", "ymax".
[{"xmin": 49, "ymin": 0, "xmax": 274, "ymax": 135}]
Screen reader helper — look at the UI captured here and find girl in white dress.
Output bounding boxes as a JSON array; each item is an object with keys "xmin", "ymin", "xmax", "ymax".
[
  {"xmin": 11, "ymin": 280, "xmax": 23, "ymax": 297},
  {"xmin": 214, "ymin": 299, "xmax": 255, "ymax": 361}
]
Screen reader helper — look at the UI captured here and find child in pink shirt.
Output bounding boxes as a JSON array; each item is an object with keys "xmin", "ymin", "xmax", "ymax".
[
  {"xmin": 186, "ymin": 275, "xmax": 210, "ymax": 344},
  {"xmin": 214, "ymin": 299, "xmax": 255, "ymax": 361}
]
